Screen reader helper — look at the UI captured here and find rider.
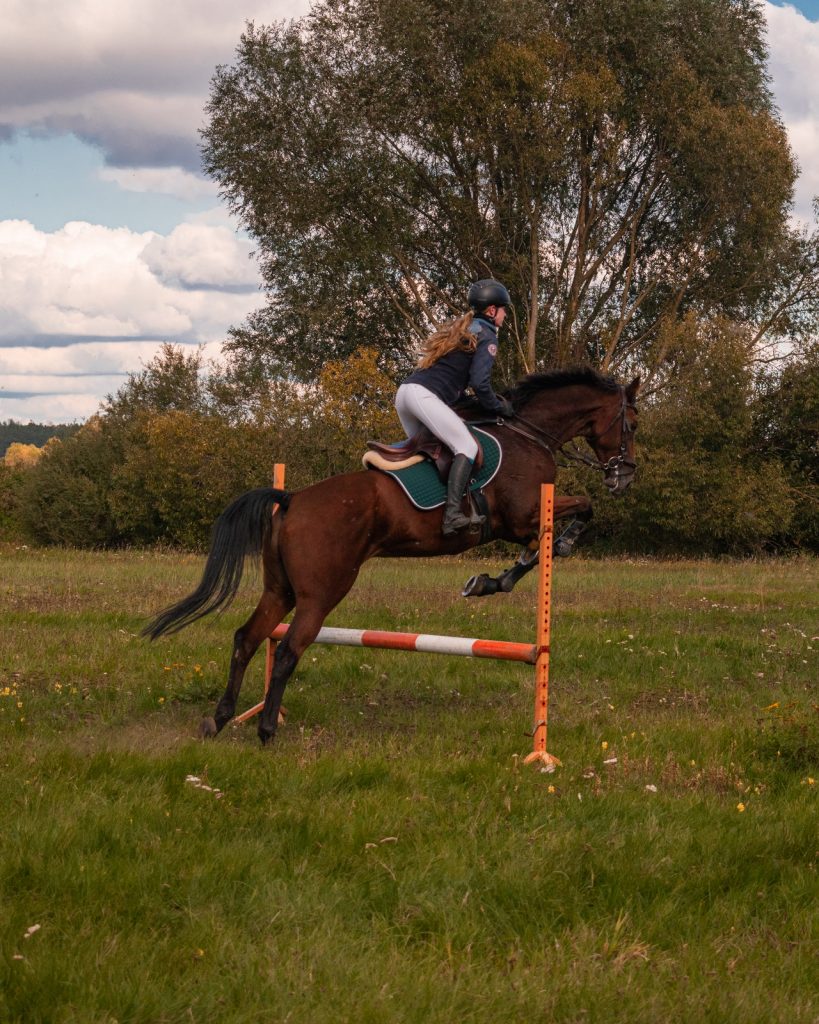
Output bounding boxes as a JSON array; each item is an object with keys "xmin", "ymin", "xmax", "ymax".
[{"xmin": 395, "ymin": 278, "xmax": 514, "ymax": 535}]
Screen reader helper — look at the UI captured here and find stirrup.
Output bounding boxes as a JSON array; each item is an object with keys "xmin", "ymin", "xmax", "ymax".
[
  {"xmin": 467, "ymin": 496, "xmax": 486, "ymax": 529},
  {"xmin": 442, "ymin": 510, "xmax": 472, "ymax": 536}
]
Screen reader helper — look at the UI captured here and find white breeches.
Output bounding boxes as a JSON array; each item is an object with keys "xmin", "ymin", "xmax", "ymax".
[{"xmin": 395, "ymin": 383, "xmax": 478, "ymax": 461}]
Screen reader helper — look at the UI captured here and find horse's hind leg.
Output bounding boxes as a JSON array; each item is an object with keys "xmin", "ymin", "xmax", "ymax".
[
  {"xmin": 257, "ymin": 577, "xmax": 359, "ymax": 746},
  {"xmin": 200, "ymin": 587, "xmax": 294, "ymax": 738}
]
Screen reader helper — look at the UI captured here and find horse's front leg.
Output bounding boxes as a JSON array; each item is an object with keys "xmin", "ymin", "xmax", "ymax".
[
  {"xmin": 462, "ymin": 496, "xmax": 593, "ymax": 598},
  {"xmin": 462, "ymin": 543, "xmax": 538, "ymax": 597},
  {"xmin": 553, "ymin": 496, "xmax": 594, "ymax": 557}
]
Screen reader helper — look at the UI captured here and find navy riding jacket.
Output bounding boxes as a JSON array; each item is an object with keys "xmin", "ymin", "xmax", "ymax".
[{"xmin": 403, "ymin": 316, "xmax": 504, "ymax": 414}]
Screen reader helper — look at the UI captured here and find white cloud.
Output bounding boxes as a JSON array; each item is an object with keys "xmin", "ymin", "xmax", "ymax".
[
  {"xmin": 0, "ymin": 0, "xmax": 313, "ymax": 170},
  {"xmin": 0, "ymin": 219, "xmax": 261, "ymax": 345},
  {"xmin": 0, "ymin": 216, "xmax": 260, "ymax": 421},
  {"xmin": 98, "ymin": 165, "xmax": 219, "ymax": 200},
  {"xmin": 765, "ymin": 2, "xmax": 819, "ymax": 221},
  {"xmin": 1, "ymin": 373, "xmax": 127, "ymax": 396},
  {"xmin": 141, "ymin": 223, "xmax": 258, "ymax": 290},
  {"xmin": 0, "ymin": 341, "xmax": 223, "ymax": 378},
  {"xmin": 183, "ymin": 205, "xmax": 241, "ymax": 229},
  {"xmin": 0, "ymin": 339, "xmax": 228, "ymax": 423},
  {"xmin": 0, "ymin": 393, "xmax": 103, "ymax": 424}
]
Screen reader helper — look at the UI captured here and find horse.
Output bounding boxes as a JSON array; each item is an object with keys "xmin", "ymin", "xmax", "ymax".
[{"xmin": 144, "ymin": 367, "xmax": 640, "ymax": 745}]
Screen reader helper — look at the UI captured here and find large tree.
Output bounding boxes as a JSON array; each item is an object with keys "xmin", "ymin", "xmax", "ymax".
[{"xmin": 203, "ymin": 0, "xmax": 813, "ymax": 384}]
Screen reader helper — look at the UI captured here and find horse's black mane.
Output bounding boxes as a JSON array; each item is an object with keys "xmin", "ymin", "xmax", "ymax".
[{"xmin": 507, "ymin": 366, "xmax": 620, "ymax": 409}]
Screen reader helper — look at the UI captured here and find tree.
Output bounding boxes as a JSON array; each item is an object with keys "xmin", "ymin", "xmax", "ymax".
[
  {"xmin": 108, "ymin": 412, "xmax": 282, "ymax": 549},
  {"xmin": 316, "ymin": 347, "xmax": 401, "ymax": 452},
  {"xmin": 11, "ymin": 339, "xmax": 405, "ymax": 548},
  {"xmin": 203, "ymin": 0, "xmax": 813, "ymax": 388},
  {"xmin": 585, "ymin": 315, "xmax": 795, "ymax": 553},
  {"xmin": 754, "ymin": 342, "xmax": 819, "ymax": 550},
  {"xmin": 4, "ymin": 443, "xmax": 43, "ymax": 468},
  {"xmin": 102, "ymin": 343, "xmax": 211, "ymax": 425}
]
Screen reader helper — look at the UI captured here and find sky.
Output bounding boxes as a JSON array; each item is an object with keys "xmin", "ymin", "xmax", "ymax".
[{"xmin": 0, "ymin": 0, "xmax": 818, "ymax": 424}]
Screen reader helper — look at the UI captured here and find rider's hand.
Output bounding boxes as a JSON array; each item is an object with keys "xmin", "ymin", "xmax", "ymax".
[{"xmin": 497, "ymin": 397, "xmax": 515, "ymax": 418}]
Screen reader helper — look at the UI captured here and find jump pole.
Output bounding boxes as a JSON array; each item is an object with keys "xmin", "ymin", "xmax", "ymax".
[{"xmin": 234, "ymin": 475, "xmax": 561, "ymax": 769}]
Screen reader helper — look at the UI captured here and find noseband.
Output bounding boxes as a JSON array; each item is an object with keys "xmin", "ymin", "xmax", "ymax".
[{"xmin": 596, "ymin": 388, "xmax": 637, "ymax": 475}]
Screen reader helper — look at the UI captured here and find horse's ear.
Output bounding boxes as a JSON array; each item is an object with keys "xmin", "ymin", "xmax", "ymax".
[{"xmin": 625, "ymin": 376, "xmax": 641, "ymax": 402}]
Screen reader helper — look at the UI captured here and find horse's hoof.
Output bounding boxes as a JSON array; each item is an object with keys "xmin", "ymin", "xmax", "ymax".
[
  {"xmin": 257, "ymin": 728, "xmax": 276, "ymax": 747},
  {"xmin": 462, "ymin": 574, "xmax": 498, "ymax": 598},
  {"xmin": 199, "ymin": 716, "xmax": 218, "ymax": 739}
]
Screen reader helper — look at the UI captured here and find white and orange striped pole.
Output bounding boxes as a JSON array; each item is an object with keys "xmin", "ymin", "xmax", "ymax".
[
  {"xmin": 523, "ymin": 483, "xmax": 561, "ymax": 769},
  {"xmin": 266, "ymin": 624, "xmax": 537, "ymax": 663}
]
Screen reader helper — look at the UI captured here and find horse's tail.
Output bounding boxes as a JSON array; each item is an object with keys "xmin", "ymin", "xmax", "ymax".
[{"xmin": 142, "ymin": 487, "xmax": 291, "ymax": 640}]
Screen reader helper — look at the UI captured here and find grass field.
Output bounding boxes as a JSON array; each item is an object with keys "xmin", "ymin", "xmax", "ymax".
[{"xmin": 0, "ymin": 545, "xmax": 817, "ymax": 1024}]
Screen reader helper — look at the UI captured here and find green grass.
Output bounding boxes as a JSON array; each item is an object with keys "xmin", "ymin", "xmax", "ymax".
[{"xmin": 0, "ymin": 545, "xmax": 817, "ymax": 1023}]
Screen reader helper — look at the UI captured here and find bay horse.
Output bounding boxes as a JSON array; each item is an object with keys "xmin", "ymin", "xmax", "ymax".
[{"xmin": 144, "ymin": 367, "xmax": 639, "ymax": 745}]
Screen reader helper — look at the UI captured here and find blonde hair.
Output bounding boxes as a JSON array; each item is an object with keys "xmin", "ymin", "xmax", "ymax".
[{"xmin": 417, "ymin": 312, "xmax": 477, "ymax": 369}]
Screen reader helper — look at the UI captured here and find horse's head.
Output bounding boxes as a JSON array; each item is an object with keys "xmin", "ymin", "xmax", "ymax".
[
  {"xmin": 507, "ymin": 368, "xmax": 640, "ymax": 496},
  {"xmin": 587, "ymin": 376, "xmax": 640, "ymax": 496}
]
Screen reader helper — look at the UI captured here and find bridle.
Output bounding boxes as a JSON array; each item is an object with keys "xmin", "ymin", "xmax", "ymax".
[{"xmin": 490, "ymin": 386, "xmax": 637, "ymax": 477}]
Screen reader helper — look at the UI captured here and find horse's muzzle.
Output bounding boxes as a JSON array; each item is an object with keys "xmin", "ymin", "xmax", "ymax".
[{"xmin": 604, "ymin": 465, "xmax": 636, "ymax": 495}]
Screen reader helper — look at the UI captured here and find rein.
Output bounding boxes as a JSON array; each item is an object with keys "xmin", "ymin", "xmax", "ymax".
[{"xmin": 474, "ymin": 386, "xmax": 635, "ymax": 475}]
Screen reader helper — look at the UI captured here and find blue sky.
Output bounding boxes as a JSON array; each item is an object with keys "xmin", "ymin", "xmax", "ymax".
[
  {"xmin": 0, "ymin": 135, "xmax": 216, "ymax": 235},
  {"xmin": 0, "ymin": 0, "xmax": 817, "ymax": 423},
  {"xmin": 775, "ymin": 0, "xmax": 819, "ymax": 14}
]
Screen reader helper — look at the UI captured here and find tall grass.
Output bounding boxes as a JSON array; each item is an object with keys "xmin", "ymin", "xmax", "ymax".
[{"xmin": 0, "ymin": 546, "xmax": 816, "ymax": 1023}]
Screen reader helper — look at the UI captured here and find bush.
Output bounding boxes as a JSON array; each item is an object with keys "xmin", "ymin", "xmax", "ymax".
[
  {"xmin": 16, "ymin": 421, "xmax": 125, "ymax": 547},
  {"xmin": 581, "ymin": 319, "xmax": 796, "ymax": 554},
  {"xmin": 108, "ymin": 412, "xmax": 282, "ymax": 549},
  {"xmin": 755, "ymin": 343, "xmax": 819, "ymax": 552},
  {"xmin": 0, "ymin": 463, "xmax": 25, "ymax": 541}
]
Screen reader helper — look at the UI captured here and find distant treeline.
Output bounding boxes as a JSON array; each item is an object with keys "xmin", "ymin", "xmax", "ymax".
[{"xmin": 0, "ymin": 420, "xmax": 79, "ymax": 456}]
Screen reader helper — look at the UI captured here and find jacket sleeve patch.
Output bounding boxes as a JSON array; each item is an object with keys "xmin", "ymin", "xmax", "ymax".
[{"xmin": 487, "ymin": 343, "xmax": 498, "ymax": 356}]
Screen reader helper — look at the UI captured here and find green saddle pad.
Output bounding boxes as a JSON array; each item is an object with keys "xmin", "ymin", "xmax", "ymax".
[{"xmin": 378, "ymin": 427, "xmax": 502, "ymax": 510}]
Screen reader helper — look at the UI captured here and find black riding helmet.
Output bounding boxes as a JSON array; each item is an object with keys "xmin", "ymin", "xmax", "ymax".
[{"xmin": 467, "ymin": 278, "xmax": 511, "ymax": 312}]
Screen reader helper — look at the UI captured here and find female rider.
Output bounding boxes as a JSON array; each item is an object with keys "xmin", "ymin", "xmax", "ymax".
[{"xmin": 395, "ymin": 279, "xmax": 514, "ymax": 536}]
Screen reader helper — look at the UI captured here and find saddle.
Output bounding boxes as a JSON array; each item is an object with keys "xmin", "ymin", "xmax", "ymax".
[{"xmin": 364, "ymin": 428, "xmax": 484, "ymax": 481}]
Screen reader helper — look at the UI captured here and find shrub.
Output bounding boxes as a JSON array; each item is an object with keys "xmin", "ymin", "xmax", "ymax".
[
  {"xmin": 16, "ymin": 421, "xmax": 125, "ymax": 547},
  {"xmin": 108, "ymin": 412, "xmax": 281, "ymax": 549}
]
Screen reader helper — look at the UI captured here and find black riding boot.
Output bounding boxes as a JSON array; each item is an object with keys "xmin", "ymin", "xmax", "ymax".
[{"xmin": 442, "ymin": 454, "xmax": 482, "ymax": 536}]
